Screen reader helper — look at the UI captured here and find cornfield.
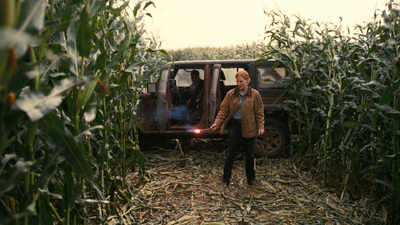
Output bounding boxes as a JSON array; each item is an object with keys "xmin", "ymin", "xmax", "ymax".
[
  {"xmin": 164, "ymin": 43, "xmax": 268, "ymax": 61},
  {"xmin": 263, "ymin": 1, "xmax": 400, "ymax": 223},
  {"xmin": 1, "ymin": 0, "xmax": 399, "ymax": 223},
  {"xmin": 0, "ymin": 0, "xmax": 164, "ymax": 224}
]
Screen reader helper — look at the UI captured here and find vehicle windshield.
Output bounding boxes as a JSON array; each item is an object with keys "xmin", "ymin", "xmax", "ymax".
[
  {"xmin": 173, "ymin": 67, "xmax": 245, "ymax": 86},
  {"xmin": 174, "ymin": 69, "xmax": 204, "ymax": 87}
]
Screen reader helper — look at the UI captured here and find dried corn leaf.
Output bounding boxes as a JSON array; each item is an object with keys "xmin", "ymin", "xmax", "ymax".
[{"xmin": 111, "ymin": 140, "xmax": 383, "ymax": 224}]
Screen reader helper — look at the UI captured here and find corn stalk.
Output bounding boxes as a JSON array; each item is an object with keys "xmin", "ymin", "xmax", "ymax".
[
  {"xmin": 0, "ymin": 0, "xmax": 162, "ymax": 224},
  {"xmin": 263, "ymin": 2, "xmax": 400, "ymax": 222}
]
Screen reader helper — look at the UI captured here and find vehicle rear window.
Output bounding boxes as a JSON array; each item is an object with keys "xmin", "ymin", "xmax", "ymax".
[
  {"xmin": 257, "ymin": 67, "xmax": 286, "ymax": 88},
  {"xmin": 221, "ymin": 68, "xmax": 245, "ymax": 85}
]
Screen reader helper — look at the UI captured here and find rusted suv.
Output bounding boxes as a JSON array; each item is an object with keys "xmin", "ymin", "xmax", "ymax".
[{"xmin": 137, "ymin": 59, "xmax": 290, "ymax": 157}]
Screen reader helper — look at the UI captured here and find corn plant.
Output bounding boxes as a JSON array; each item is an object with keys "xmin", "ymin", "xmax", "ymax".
[
  {"xmin": 0, "ymin": 0, "xmax": 163, "ymax": 224},
  {"xmin": 164, "ymin": 42, "xmax": 268, "ymax": 61},
  {"xmin": 263, "ymin": 1, "xmax": 400, "ymax": 223}
]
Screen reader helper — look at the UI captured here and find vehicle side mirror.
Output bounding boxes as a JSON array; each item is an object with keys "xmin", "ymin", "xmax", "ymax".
[{"xmin": 147, "ymin": 83, "xmax": 157, "ymax": 93}]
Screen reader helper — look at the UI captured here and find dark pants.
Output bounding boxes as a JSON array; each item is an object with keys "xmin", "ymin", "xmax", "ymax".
[{"xmin": 223, "ymin": 119, "xmax": 255, "ymax": 185}]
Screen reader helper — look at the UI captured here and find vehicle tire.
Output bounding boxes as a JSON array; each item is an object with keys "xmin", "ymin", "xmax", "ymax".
[
  {"xmin": 254, "ymin": 118, "xmax": 289, "ymax": 158},
  {"xmin": 138, "ymin": 131, "xmax": 175, "ymax": 151},
  {"xmin": 138, "ymin": 131, "xmax": 149, "ymax": 151}
]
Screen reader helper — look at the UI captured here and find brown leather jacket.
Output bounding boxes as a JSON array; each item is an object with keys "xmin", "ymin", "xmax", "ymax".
[{"xmin": 214, "ymin": 86, "xmax": 264, "ymax": 138}]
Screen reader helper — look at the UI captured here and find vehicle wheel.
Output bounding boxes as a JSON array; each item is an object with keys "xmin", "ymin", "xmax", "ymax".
[
  {"xmin": 138, "ymin": 131, "xmax": 174, "ymax": 151},
  {"xmin": 255, "ymin": 118, "xmax": 289, "ymax": 158},
  {"xmin": 138, "ymin": 131, "xmax": 151, "ymax": 151}
]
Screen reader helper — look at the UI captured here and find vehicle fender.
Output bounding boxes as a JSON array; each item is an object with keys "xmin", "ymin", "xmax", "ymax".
[{"xmin": 137, "ymin": 93, "xmax": 157, "ymax": 131}]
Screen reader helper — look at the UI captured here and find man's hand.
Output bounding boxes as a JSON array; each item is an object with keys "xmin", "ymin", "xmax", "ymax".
[{"xmin": 258, "ymin": 129, "xmax": 264, "ymax": 136}]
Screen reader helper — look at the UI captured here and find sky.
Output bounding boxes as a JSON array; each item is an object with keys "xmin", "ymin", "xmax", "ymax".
[{"xmin": 145, "ymin": 0, "xmax": 390, "ymax": 50}]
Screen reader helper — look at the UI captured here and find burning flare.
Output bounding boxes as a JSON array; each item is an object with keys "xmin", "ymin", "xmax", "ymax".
[{"xmin": 193, "ymin": 128, "xmax": 210, "ymax": 134}]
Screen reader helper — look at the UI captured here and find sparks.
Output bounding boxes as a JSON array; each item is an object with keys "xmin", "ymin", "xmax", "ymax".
[{"xmin": 194, "ymin": 129, "xmax": 201, "ymax": 134}]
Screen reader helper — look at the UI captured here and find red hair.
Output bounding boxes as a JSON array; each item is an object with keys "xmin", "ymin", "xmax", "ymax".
[{"xmin": 235, "ymin": 70, "xmax": 251, "ymax": 82}]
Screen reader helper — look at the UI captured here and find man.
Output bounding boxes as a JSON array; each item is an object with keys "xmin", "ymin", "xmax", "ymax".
[{"xmin": 186, "ymin": 70, "xmax": 204, "ymax": 123}]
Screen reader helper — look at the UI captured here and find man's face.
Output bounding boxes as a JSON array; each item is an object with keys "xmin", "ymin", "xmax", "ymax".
[{"xmin": 191, "ymin": 74, "xmax": 200, "ymax": 83}]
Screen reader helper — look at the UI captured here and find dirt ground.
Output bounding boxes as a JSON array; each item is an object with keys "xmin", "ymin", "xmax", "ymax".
[{"xmin": 117, "ymin": 139, "xmax": 383, "ymax": 225}]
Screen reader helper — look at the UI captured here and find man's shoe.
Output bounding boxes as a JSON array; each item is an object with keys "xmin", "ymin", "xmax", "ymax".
[
  {"xmin": 222, "ymin": 181, "xmax": 229, "ymax": 187},
  {"xmin": 248, "ymin": 180, "xmax": 258, "ymax": 186}
]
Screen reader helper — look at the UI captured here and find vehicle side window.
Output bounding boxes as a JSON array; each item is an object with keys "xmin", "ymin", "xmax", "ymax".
[
  {"xmin": 257, "ymin": 67, "xmax": 286, "ymax": 88},
  {"xmin": 221, "ymin": 68, "xmax": 244, "ymax": 85},
  {"xmin": 174, "ymin": 69, "xmax": 204, "ymax": 87}
]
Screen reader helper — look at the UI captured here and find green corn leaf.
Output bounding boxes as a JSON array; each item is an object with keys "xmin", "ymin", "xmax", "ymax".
[
  {"xmin": 124, "ymin": 62, "xmax": 146, "ymax": 73},
  {"xmin": 90, "ymin": 180, "xmax": 106, "ymax": 200},
  {"xmin": 373, "ymin": 86, "xmax": 395, "ymax": 119},
  {"xmin": 380, "ymin": 86, "xmax": 395, "ymax": 105},
  {"xmin": 14, "ymin": 90, "xmax": 61, "ymax": 121},
  {"xmin": 108, "ymin": 1, "xmax": 129, "ymax": 25},
  {"xmin": 159, "ymin": 49, "xmax": 168, "ymax": 55},
  {"xmin": 32, "ymin": 164, "xmax": 58, "ymax": 190},
  {"xmin": 0, "ymin": 159, "xmax": 33, "ymax": 195},
  {"xmin": 133, "ymin": 1, "xmax": 142, "ymax": 18},
  {"xmin": 75, "ymin": 76, "xmax": 99, "ymax": 116},
  {"xmin": 374, "ymin": 179, "xmax": 400, "ymax": 195},
  {"xmin": 145, "ymin": 48, "xmax": 155, "ymax": 53},
  {"xmin": 40, "ymin": 113, "xmax": 93, "ymax": 177},
  {"xmin": 0, "ymin": 27, "xmax": 38, "ymax": 57},
  {"xmin": 143, "ymin": 1, "xmax": 155, "ymax": 10},
  {"xmin": 0, "ymin": 154, "xmax": 16, "ymax": 174},
  {"xmin": 375, "ymin": 104, "xmax": 400, "ymax": 115},
  {"xmin": 356, "ymin": 102, "xmax": 375, "ymax": 110},
  {"xmin": 13, "ymin": 77, "xmax": 84, "ymax": 121},
  {"xmin": 82, "ymin": 106, "xmax": 98, "ymax": 123},
  {"xmin": 88, "ymin": 0, "xmax": 107, "ymax": 16},
  {"xmin": 77, "ymin": 4, "xmax": 92, "ymax": 59},
  {"xmin": 38, "ymin": 191, "xmax": 54, "ymax": 225},
  {"xmin": 341, "ymin": 121, "xmax": 360, "ymax": 128},
  {"xmin": 75, "ymin": 125, "xmax": 104, "ymax": 142},
  {"xmin": 105, "ymin": 29, "xmax": 131, "ymax": 68},
  {"xmin": 66, "ymin": 14, "xmax": 79, "ymax": 76},
  {"xmin": 18, "ymin": 0, "xmax": 46, "ymax": 35},
  {"xmin": 92, "ymin": 35, "xmax": 107, "ymax": 69},
  {"xmin": 62, "ymin": 166, "xmax": 76, "ymax": 211}
]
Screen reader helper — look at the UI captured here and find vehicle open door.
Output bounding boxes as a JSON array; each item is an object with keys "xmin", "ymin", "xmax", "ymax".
[
  {"xmin": 208, "ymin": 64, "xmax": 222, "ymax": 125},
  {"xmin": 156, "ymin": 65, "xmax": 171, "ymax": 131}
]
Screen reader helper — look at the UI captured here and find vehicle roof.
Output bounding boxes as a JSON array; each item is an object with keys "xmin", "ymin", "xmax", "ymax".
[{"xmin": 164, "ymin": 59, "xmax": 275, "ymax": 68}]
